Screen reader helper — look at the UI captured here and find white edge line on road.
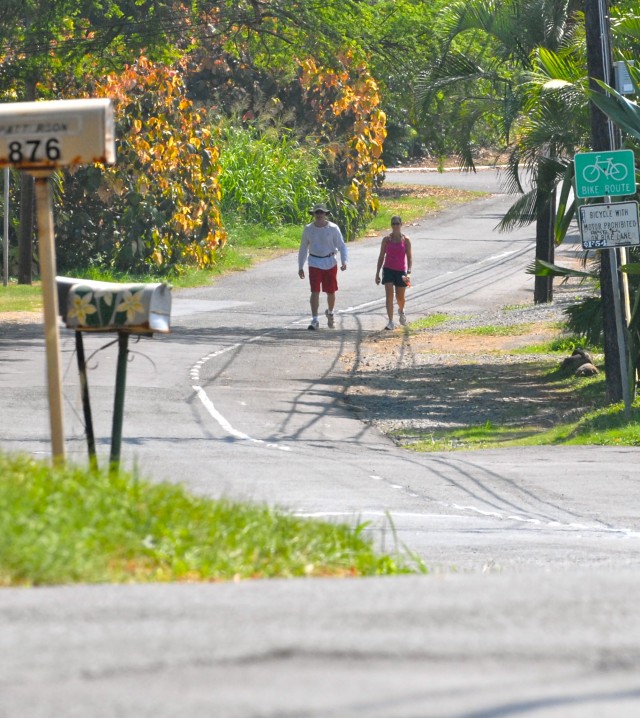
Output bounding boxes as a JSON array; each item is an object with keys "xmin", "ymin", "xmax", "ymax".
[
  {"xmin": 295, "ymin": 509, "xmax": 640, "ymax": 538},
  {"xmin": 480, "ymin": 250, "xmax": 518, "ymax": 263},
  {"xmin": 191, "ymin": 340, "xmax": 291, "ymax": 452},
  {"xmin": 192, "ymin": 385, "xmax": 290, "ymax": 452}
]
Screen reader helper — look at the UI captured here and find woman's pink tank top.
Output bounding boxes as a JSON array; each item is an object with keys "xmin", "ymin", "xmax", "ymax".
[{"xmin": 384, "ymin": 238, "xmax": 407, "ymax": 271}]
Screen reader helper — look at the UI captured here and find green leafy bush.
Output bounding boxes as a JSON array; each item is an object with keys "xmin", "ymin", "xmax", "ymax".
[{"xmin": 218, "ymin": 123, "xmax": 324, "ymax": 227}]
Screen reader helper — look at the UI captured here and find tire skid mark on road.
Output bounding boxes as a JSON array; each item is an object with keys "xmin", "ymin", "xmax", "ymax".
[{"xmin": 297, "ymin": 473, "xmax": 640, "ymax": 539}]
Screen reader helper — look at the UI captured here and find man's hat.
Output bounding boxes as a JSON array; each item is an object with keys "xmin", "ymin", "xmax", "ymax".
[{"xmin": 310, "ymin": 203, "xmax": 330, "ymax": 214}]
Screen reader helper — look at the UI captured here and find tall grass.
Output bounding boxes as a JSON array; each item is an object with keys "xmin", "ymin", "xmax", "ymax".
[
  {"xmin": 0, "ymin": 453, "xmax": 420, "ymax": 585},
  {"xmin": 218, "ymin": 123, "xmax": 324, "ymax": 227}
]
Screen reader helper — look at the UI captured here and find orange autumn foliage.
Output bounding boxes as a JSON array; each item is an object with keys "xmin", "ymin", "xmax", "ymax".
[
  {"xmin": 299, "ymin": 53, "xmax": 386, "ymax": 238},
  {"xmin": 57, "ymin": 57, "xmax": 225, "ymax": 273}
]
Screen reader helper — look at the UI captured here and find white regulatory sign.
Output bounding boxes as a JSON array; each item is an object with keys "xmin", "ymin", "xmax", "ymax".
[{"xmin": 578, "ymin": 201, "xmax": 640, "ymax": 249}]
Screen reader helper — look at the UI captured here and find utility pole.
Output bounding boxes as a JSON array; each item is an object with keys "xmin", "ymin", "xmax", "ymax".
[
  {"xmin": 584, "ymin": 0, "xmax": 626, "ymax": 403},
  {"xmin": 18, "ymin": 76, "xmax": 36, "ymax": 286}
]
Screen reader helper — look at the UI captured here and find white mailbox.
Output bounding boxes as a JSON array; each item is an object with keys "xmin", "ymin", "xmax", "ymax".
[{"xmin": 0, "ymin": 98, "xmax": 115, "ymax": 170}]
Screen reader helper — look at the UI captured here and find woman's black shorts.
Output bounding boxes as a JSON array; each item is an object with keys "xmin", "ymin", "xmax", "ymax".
[{"xmin": 382, "ymin": 267, "xmax": 407, "ymax": 287}]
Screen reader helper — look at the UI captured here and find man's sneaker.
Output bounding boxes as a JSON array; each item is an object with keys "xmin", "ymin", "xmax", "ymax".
[
  {"xmin": 325, "ymin": 310, "xmax": 335, "ymax": 328},
  {"xmin": 308, "ymin": 318, "xmax": 320, "ymax": 330},
  {"xmin": 399, "ymin": 311, "xmax": 407, "ymax": 326},
  {"xmin": 385, "ymin": 320, "xmax": 396, "ymax": 330}
]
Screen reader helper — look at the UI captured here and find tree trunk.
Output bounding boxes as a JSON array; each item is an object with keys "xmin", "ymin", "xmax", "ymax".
[{"xmin": 534, "ymin": 189, "xmax": 555, "ymax": 304}]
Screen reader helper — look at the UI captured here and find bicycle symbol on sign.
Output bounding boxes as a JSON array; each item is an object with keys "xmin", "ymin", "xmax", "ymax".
[{"xmin": 582, "ymin": 155, "xmax": 629, "ymax": 183}]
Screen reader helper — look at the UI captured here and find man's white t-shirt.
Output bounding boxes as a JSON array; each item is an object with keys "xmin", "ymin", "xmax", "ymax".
[{"xmin": 298, "ymin": 221, "xmax": 348, "ymax": 271}]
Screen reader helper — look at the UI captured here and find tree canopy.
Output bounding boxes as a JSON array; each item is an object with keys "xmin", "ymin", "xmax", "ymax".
[{"xmin": 2, "ymin": 0, "xmax": 640, "ymax": 277}]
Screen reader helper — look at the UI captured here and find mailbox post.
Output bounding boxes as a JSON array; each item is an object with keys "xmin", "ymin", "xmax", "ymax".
[
  {"xmin": 56, "ymin": 277, "xmax": 172, "ymax": 471},
  {"xmin": 0, "ymin": 98, "xmax": 115, "ymax": 464}
]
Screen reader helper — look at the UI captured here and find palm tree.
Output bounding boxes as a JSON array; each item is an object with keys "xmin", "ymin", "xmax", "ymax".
[
  {"xmin": 498, "ymin": 45, "xmax": 591, "ymax": 301},
  {"xmin": 417, "ymin": 0, "xmax": 583, "ymax": 302}
]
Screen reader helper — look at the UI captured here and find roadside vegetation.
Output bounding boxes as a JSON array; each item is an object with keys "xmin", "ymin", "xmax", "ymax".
[
  {"xmin": 0, "ymin": 282, "xmax": 42, "ymax": 312},
  {"xmin": 386, "ymin": 327, "xmax": 640, "ymax": 452},
  {"xmin": 0, "ymin": 452, "xmax": 423, "ymax": 587}
]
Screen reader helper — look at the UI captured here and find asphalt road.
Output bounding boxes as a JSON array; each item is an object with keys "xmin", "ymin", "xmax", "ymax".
[{"xmin": 2, "ymin": 170, "xmax": 640, "ymax": 717}]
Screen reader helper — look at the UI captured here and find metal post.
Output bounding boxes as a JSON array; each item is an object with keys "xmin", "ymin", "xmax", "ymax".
[
  {"xmin": 109, "ymin": 331, "xmax": 129, "ymax": 472},
  {"xmin": 75, "ymin": 331, "xmax": 98, "ymax": 470},
  {"xmin": 3, "ymin": 168, "xmax": 8, "ymax": 287},
  {"xmin": 33, "ymin": 174, "xmax": 65, "ymax": 463},
  {"xmin": 608, "ymin": 247, "xmax": 632, "ymax": 417},
  {"xmin": 602, "ymin": 190, "xmax": 631, "ymax": 417}
]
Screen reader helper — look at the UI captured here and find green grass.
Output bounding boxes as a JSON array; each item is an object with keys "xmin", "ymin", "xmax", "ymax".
[
  {"xmin": 0, "ymin": 282, "xmax": 42, "ymax": 312},
  {"xmin": 455, "ymin": 323, "xmax": 536, "ymax": 337},
  {"xmin": 225, "ymin": 223, "xmax": 302, "ymax": 250},
  {"xmin": 512, "ymin": 334, "xmax": 600, "ymax": 355},
  {"xmin": 0, "ymin": 453, "xmax": 421, "ymax": 586},
  {"xmin": 408, "ymin": 313, "xmax": 451, "ymax": 330},
  {"xmin": 401, "ymin": 399, "xmax": 640, "ymax": 452}
]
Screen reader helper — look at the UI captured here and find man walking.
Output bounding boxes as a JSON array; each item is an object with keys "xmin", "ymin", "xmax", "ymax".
[{"xmin": 298, "ymin": 202, "xmax": 348, "ymax": 330}]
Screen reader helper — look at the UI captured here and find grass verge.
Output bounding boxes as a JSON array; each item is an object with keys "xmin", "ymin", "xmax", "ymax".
[
  {"xmin": 0, "ymin": 281, "xmax": 42, "ymax": 312},
  {"xmin": 399, "ymin": 396, "xmax": 640, "ymax": 452},
  {"xmin": 0, "ymin": 452, "xmax": 422, "ymax": 586}
]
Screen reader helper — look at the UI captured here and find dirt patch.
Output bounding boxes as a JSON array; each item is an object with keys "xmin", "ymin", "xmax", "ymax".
[
  {"xmin": 341, "ymin": 308, "xmax": 600, "ymax": 443},
  {"xmin": 0, "ymin": 311, "xmax": 41, "ymax": 324},
  {"xmin": 377, "ymin": 184, "xmax": 477, "ymax": 203}
]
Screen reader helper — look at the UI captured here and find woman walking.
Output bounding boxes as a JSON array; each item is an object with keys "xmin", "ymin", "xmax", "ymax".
[{"xmin": 375, "ymin": 215, "xmax": 412, "ymax": 330}]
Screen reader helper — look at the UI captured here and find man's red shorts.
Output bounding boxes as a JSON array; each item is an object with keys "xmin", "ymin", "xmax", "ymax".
[{"xmin": 309, "ymin": 265, "xmax": 338, "ymax": 293}]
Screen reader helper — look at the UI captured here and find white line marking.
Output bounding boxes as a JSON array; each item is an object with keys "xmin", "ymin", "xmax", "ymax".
[
  {"xmin": 296, "ymin": 509, "xmax": 640, "ymax": 537},
  {"xmin": 191, "ymin": 336, "xmax": 291, "ymax": 452},
  {"xmin": 365, "ymin": 475, "xmax": 640, "ymax": 539},
  {"xmin": 480, "ymin": 250, "xmax": 518, "ymax": 263},
  {"xmin": 193, "ymin": 385, "xmax": 290, "ymax": 452}
]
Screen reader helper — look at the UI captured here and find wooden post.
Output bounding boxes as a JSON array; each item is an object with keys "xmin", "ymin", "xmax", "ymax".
[{"xmin": 33, "ymin": 174, "xmax": 65, "ymax": 463}]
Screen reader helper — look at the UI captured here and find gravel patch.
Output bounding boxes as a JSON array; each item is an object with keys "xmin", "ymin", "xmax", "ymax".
[{"xmin": 341, "ymin": 280, "xmax": 600, "ymax": 442}]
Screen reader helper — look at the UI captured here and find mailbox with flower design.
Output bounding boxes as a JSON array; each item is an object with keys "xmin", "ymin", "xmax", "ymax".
[
  {"xmin": 57, "ymin": 277, "xmax": 171, "ymax": 334},
  {"xmin": 56, "ymin": 276, "xmax": 172, "ymax": 471}
]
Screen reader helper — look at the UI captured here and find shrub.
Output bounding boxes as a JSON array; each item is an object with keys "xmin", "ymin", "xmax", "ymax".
[
  {"xmin": 55, "ymin": 57, "xmax": 226, "ymax": 275},
  {"xmin": 218, "ymin": 123, "xmax": 324, "ymax": 227}
]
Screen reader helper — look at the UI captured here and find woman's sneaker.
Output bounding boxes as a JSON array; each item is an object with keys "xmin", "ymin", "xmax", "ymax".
[
  {"xmin": 325, "ymin": 310, "xmax": 335, "ymax": 328},
  {"xmin": 399, "ymin": 311, "xmax": 407, "ymax": 326},
  {"xmin": 385, "ymin": 320, "xmax": 396, "ymax": 330},
  {"xmin": 308, "ymin": 318, "xmax": 320, "ymax": 330}
]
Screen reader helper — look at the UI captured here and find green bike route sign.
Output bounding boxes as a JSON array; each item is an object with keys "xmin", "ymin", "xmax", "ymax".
[{"xmin": 574, "ymin": 149, "xmax": 636, "ymax": 199}]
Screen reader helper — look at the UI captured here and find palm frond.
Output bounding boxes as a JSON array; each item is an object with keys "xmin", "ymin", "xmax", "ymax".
[
  {"xmin": 498, "ymin": 189, "xmax": 539, "ymax": 231},
  {"xmin": 526, "ymin": 258, "xmax": 596, "ymax": 278},
  {"xmin": 555, "ymin": 163, "xmax": 576, "ymax": 244},
  {"xmin": 620, "ymin": 263, "xmax": 640, "ymax": 275},
  {"xmin": 589, "ymin": 79, "xmax": 640, "ymax": 142},
  {"xmin": 612, "ymin": 16, "xmax": 640, "ymax": 44}
]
